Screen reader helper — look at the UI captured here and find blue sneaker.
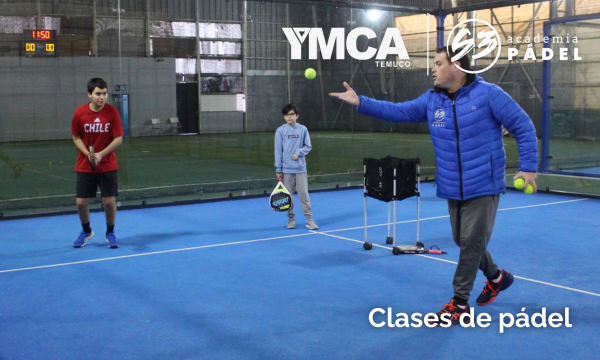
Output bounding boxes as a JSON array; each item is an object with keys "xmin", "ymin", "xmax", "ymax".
[
  {"xmin": 73, "ymin": 230, "xmax": 94, "ymax": 248},
  {"xmin": 106, "ymin": 232, "xmax": 119, "ymax": 248}
]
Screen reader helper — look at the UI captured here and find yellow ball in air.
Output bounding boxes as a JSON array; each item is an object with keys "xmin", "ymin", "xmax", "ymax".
[{"xmin": 305, "ymin": 68, "xmax": 316, "ymax": 80}]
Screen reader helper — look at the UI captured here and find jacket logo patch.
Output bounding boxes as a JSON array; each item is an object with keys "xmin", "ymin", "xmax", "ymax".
[
  {"xmin": 287, "ymin": 135, "xmax": 299, "ymax": 138},
  {"xmin": 433, "ymin": 109, "xmax": 445, "ymax": 127}
]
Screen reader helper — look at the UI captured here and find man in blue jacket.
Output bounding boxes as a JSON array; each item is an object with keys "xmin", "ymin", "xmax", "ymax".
[
  {"xmin": 275, "ymin": 104, "xmax": 319, "ymax": 230},
  {"xmin": 330, "ymin": 48, "xmax": 538, "ymax": 326}
]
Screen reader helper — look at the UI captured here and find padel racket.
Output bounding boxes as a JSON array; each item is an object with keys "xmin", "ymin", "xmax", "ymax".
[
  {"xmin": 270, "ymin": 176, "xmax": 292, "ymax": 212},
  {"xmin": 394, "ymin": 245, "xmax": 428, "ymax": 254},
  {"xmin": 89, "ymin": 144, "xmax": 96, "ymax": 171},
  {"xmin": 393, "ymin": 245, "xmax": 446, "ymax": 255}
]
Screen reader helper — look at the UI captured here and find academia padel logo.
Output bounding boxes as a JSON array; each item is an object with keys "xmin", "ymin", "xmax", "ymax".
[
  {"xmin": 447, "ymin": 19, "xmax": 501, "ymax": 74},
  {"xmin": 433, "ymin": 109, "xmax": 445, "ymax": 127}
]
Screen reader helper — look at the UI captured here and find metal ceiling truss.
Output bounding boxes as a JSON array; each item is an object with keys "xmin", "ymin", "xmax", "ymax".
[
  {"xmin": 246, "ymin": 0, "xmax": 436, "ymax": 15},
  {"xmin": 246, "ymin": 0, "xmax": 548, "ymax": 15}
]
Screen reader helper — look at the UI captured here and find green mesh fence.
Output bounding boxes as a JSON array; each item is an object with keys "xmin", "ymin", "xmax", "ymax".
[
  {"xmin": 542, "ymin": 15, "xmax": 600, "ymax": 196},
  {"xmin": 1, "ymin": 1, "xmax": 599, "ymax": 218},
  {"xmin": 547, "ymin": 18, "xmax": 600, "ymax": 171}
]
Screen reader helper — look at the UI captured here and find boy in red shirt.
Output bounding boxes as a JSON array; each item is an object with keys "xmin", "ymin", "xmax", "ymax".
[{"xmin": 71, "ymin": 78, "xmax": 124, "ymax": 248}]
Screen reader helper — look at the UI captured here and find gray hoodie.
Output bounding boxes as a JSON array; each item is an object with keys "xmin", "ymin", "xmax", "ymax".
[{"xmin": 274, "ymin": 123, "xmax": 312, "ymax": 174}]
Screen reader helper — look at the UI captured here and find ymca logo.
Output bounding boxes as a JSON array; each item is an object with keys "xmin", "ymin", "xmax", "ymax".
[
  {"xmin": 433, "ymin": 109, "xmax": 445, "ymax": 127},
  {"xmin": 447, "ymin": 19, "xmax": 501, "ymax": 74},
  {"xmin": 288, "ymin": 135, "xmax": 299, "ymax": 138},
  {"xmin": 283, "ymin": 27, "xmax": 409, "ymax": 61}
]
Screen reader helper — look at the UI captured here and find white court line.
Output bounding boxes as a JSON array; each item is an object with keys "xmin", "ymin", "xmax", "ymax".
[
  {"xmin": 22, "ymin": 167, "xmax": 76, "ymax": 182},
  {"xmin": 0, "ymin": 171, "xmax": 365, "ymax": 202},
  {"xmin": 318, "ymin": 215, "xmax": 451, "ymax": 234},
  {"xmin": 509, "ymin": 172, "xmax": 600, "ymax": 180},
  {"xmin": 0, "ymin": 232, "xmax": 317, "ymax": 274},
  {"xmin": 1, "ymin": 196, "xmax": 595, "ymax": 285},
  {"xmin": 315, "ymin": 135, "xmax": 432, "ymax": 143},
  {"xmin": 0, "ymin": 193, "xmax": 76, "ymax": 202},
  {"xmin": 498, "ymin": 198, "xmax": 588, "ymax": 211},
  {"xmin": 309, "ymin": 230, "xmax": 600, "ymax": 297},
  {"xmin": 5, "ymin": 147, "xmax": 73, "ymax": 152},
  {"xmin": 315, "ymin": 198, "xmax": 589, "ymax": 235},
  {"xmin": 540, "ymin": 173, "xmax": 600, "ymax": 179}
]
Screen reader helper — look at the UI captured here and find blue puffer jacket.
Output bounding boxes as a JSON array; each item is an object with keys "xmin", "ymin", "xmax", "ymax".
[{"xmin": 357, "ymin": 75, "xmax": 538, "ymax": 200}]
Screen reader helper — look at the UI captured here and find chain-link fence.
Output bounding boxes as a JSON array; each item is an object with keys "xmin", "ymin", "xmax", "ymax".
[
  {"xmin": 540, "ymin": 14, "xmax": 600, "ymax": 195},
  {"xmin": 1, "ymin": 0, "xmax": 599, "ymax": 217}
]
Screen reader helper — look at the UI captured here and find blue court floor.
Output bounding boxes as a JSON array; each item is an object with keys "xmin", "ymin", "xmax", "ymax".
[{"xmin": 1, "ymin": 183, "xmax": 599, "ymax": 359}]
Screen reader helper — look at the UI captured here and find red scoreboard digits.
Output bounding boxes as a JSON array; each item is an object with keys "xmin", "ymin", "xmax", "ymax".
[
  {"xmin": 25, "ymin": 30, "xmax": 56, "ymax": 41},
  {"xmin": 23, "ymin": 30, "xmax": 56, "ymax": 57},
  {"xmin": 32, "ymin": 30, "xmax": 52, "ymax": 40}
]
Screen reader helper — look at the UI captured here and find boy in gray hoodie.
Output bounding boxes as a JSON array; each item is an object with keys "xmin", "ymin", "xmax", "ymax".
[{"xmin": 275, "ymin": 104, "xmax": 318, "ymax": 230}]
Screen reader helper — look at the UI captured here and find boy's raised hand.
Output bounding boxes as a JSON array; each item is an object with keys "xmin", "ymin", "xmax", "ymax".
[{"xmin": 329, "ymin": 82, "xmax": 360, "ymax": 106}]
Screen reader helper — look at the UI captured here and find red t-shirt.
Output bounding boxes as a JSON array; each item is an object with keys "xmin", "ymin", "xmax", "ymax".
[{"xmin": 71, "ymin": 103, "xmax": 124, "ymax": 173}]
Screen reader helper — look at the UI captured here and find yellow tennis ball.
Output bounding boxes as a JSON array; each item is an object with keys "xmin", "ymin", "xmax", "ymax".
[
  {"xmin": 305, "ymin": 68, "xmax": 316, "ymax": 80},
  {"xmin": 524, "ymin": 184, "xmax": 534, "ymax": 194},
  {"xmin": 514, "ymin": 178, "xmax": 524, "ymax": 190}
]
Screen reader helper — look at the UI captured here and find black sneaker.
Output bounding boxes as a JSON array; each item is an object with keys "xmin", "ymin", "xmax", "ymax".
[
  {"xmin": 476, "ymin": 270, "xmax": 514, "ymax": 306},
  {"xmin": 428, "ymin": 299, "xmax": 470, "ymax": 327}
]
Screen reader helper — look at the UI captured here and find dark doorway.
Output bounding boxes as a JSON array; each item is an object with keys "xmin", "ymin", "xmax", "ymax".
[{"xmin": 176, "ymin": 83, "xmax": 199, "ymax": 134}]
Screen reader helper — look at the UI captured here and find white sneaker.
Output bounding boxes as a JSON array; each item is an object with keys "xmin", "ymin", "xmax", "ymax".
[
  {"xmin": 287, "ymin": 218, "xmax": 296, "ymax": 229},
  {"xmin": 306, "ymin": 220, "xmax": 319, "ymax": 230}
]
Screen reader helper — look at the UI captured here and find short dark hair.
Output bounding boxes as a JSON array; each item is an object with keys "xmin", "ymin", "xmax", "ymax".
[
  {"xmin": 282, "ymin": 104, "xmax": 299, "ymax": 115},
  {"xmin": 436, "ymin": 47, "xmax": 472, "ymax": 72},
  {"xmin": 87, "ymin": 78, "xmax": 108, "ymax": 94}
]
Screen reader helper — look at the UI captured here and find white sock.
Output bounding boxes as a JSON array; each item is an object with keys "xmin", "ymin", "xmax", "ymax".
[
  {"xmin": 492, "ymin": 271, "xmax": 503, "ymax": 283},
  {"xmin": 457, "ymin": 303, "xmax": 467, "ymax": 309}
]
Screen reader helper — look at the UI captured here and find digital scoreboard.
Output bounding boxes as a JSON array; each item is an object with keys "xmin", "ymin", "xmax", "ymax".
[{"xmin": 23, "ymin": 30, "xmax": 56, "ymax": 57}]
